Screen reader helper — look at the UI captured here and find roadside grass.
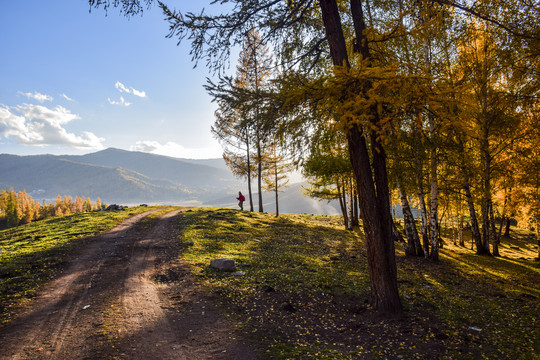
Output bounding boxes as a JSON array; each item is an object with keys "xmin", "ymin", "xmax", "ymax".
[
  {"xmin": 0, "ymin": 206, "xmax": 159, "ymax": 324},
  {"xmin": 177, "ymin": 208, "xmax": 539, "ymax": 359}
]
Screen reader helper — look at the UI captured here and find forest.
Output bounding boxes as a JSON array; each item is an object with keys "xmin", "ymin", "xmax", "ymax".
[{"xmin": 89, "ymin": 0, "xmax": 539, "ymax": 315}]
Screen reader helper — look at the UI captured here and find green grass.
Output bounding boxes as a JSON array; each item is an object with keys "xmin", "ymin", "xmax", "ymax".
[
  {"xmin": 177, "ymin": 208, "xmax": 540, "ymax": 359},
  {"xmin": 0, "ymin": 206, "xmax": 159, "ymax": 323}
]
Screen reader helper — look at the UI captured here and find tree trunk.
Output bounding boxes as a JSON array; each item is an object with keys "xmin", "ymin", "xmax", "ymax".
[
  {"xmin": 352, "ymin": 183, "xmax": 360, "ymax": 227},
  {"xmin": 319, "ymin": 0, "xmax": 401, "ymax": 314},
  {"xmin": 274, "ymin": 164, "xmax": 279, "ymax": 217},
  {"xmin": 457, "ymin": 138, "xmax": 485, "ymax": 254},
  {"xmin": 424, "ymin": 34, "xmax": 439, "ymax": 261},
  {"xmin": 396, "ymin": 174, "xmax": 423, "ymax": 256},
  {"xmin": 480, "ymin": 127, "xmax": 492, "ymax": 255},
  {"xmin": 459, "ymin": 200, "xmax": 465, "ymax": 247},
  {"xmin": 428, "ymin": 119, "xmax": 439, "ymax": 261},
  {"xmin": 337, "ymin": 181, "xmax": 350, "ymax": 230},
  {"xmin": 257, "ymin": 135, "xmax": 264, "ymax": 213},
  {"xmin": 246, "ymin": 132, "xmax": 254, "ymax": 212},
  {"xmin": 504, "ymin": 218, "xmax": 511, "ymax": 237},
  {"xmin": 414, "ymin": 129, "xmax": 430, "ymax": 257},
  {"xmin": 347, "ymin": 184, "xmax": 354, "ymax": 230}
]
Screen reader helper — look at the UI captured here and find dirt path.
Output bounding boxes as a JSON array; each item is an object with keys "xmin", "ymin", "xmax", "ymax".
[{"xmin": 0, "ymin": 209, "xmax": 258, "ymax": 360}]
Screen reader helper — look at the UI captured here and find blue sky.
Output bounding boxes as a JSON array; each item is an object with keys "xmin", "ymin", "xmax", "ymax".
[{"xmin": 0, "ymin": 0, "xmax": 228, "ymax": 159}]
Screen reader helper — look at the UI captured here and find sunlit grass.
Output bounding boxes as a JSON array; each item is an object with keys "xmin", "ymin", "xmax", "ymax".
[
  {"xmin": 177, "ymin": 208, "xmax": 539, "ymax": 359},
  {"xmin": 0, "ymin": 206, "xmax": 159, "ymax": 324}
]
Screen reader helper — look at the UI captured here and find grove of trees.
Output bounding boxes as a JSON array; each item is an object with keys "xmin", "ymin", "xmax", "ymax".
[
  {"xmin": 0, "ymin": 189, "xmax": 103, "ymax": 229},
  {"xmin": 90, "ymin": 0, "xmax": 539, "ymax": 315}
]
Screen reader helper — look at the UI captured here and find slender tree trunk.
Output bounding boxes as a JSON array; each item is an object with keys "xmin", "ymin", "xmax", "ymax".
[
  {"xmin": 347, "ymin": 180, "xmax": 356, "ymax": 229},
  {"xmin": 352, "ymin": 182, "xmax": 359, "ymax": 227},
  {"xmin": 459, "ymin": 199, "xmax": 465, "ymax": 247},
  {"xmin": 428, "ymin": 118, "xmax": 439, "ymax": 260},
  {"xmin": 337, "ymin": 181, "xmax": 350, "ymax": 230},
  {"xmin": 257, "ymin": 134, "xmax": 264, "ymax": 213},
  {"xmin": 480, "ymin": 127, "xmax": 492, "ymax": 255},
  {"xmin": 493, "ymin": 192, "xmax": 507, "ymax": 257},
  {"xmin": 414, "ymin": 129, "xmax": 430, "ymax": 257},
  {"xmin": 274, "ymin": 163, "xmax": 279, "ymax": 217},
  {"xmin": 397, "ymin": 174, "xmax": 423, "ymax": 256},
  {"xmin": 246, "ymin": 133, "xmax": 254, "ymax": 212},
  {"xmin": 423, "ymin": 36, "xmax": 439, "ymax": 261},
  {"xmin": 457, "ymin": 138, "xmax": 485, "ymax": 254},
  {"xmin": 319, "ymin": 0, "xmax": 401, "ymax": 314},
  {"xmin": 536, "ymin": 220, "xmax": 540, "ymax": 260}
]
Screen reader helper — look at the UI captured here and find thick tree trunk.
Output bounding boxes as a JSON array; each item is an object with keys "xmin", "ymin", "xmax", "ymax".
[{"xmin": 319, "ymin": 0, "xmax": 401, "ymax": 314}]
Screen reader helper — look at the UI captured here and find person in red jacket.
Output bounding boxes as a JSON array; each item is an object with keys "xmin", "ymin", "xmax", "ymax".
[{"xmin": 236, "ymin": 191, "xmax": 245, "ymax": 210}]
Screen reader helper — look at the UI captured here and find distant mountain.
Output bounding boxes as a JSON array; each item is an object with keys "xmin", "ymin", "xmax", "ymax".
[
  {"xmin": 0, "ymin": 153, "xmax": 195, "ymax": 204},
  {"xmin": 64, "ymin": 148, "xmax": 237, "ymax": 189},
  {"xmin": 0, "ymin": 148, "xmax": 342, "ymax": 214}
]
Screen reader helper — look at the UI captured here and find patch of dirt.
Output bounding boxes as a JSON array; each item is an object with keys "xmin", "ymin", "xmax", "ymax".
[{"xmin": 0, "ymin": 209, "xmax": 258, "ymax": 360}]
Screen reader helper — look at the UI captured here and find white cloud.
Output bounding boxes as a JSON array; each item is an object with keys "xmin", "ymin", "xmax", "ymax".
[
  {"xmin": 115, "ymin": 81, "xmax": 131, "ymax": 93},
  {"xmin": 61, "ymin": 93, "xmax": 74, "ymax": 102},
  {"xmin": 130, "ymin": 140, "xmax": 222, "ymax": 159},
  {"xmin": 115, "ymin": 81, "xmax": 147, "ymax": 98},
  {"xmin": 19, "ymin": 91, "xmax": 53, "ymax": 103},
  {"xmin": 107, "ymin": 96, "xmax": 131, "ymax": 107},
  {"xmin": 0, "ymin": 103, "xmax": 105, "ymax": 149},
  {"xmin": 131, "ymin": 88, "xmax": 146, "ymax": 98}
]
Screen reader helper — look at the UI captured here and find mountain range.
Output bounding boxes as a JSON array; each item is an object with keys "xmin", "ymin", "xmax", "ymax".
[{"xmin": 0, "ymin": 148, "xmax": 341, "ymax": 215}]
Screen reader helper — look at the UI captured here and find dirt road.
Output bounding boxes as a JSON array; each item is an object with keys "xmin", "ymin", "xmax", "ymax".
[{"xmin": 0, "ymin": 209, "xmax": 258, "ymax": 360}]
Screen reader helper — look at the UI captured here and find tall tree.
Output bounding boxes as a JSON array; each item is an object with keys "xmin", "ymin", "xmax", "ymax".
[
  {"xmin": 208, "ymin": 28, "xmax": 274, "ymax": 213},
  {"xmin": 212, "ymin": 99, "xmax": 256, "ymax": 211}
]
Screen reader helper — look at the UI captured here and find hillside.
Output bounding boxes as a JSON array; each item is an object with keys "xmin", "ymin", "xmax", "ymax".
[
  {"xmin": 66, "ymin": 148, "xmax": 237, "ymax": 189},
  {"xmin": 0, "ymin": 154, "xmax": 195, "ymax": 203}
]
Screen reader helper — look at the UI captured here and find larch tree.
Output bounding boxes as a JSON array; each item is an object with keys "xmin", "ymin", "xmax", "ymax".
[
  {"xmin": 208, "ymin": 27, "xmax": 274, "ymax": 213},
  {"xmin": 212, "ymin": 99, "xmax": 256, "ymax": 212}
]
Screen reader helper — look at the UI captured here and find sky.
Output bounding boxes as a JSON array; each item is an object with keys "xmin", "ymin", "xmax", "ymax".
[{"xmin": 0, "ymin": 0, "xmax": 230, "ymax": 159}]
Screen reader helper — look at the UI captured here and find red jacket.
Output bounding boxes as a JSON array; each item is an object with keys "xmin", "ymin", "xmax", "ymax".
[{"xmin": 237, "ymin": 194, "xmax": 245, "ymax": 202}]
